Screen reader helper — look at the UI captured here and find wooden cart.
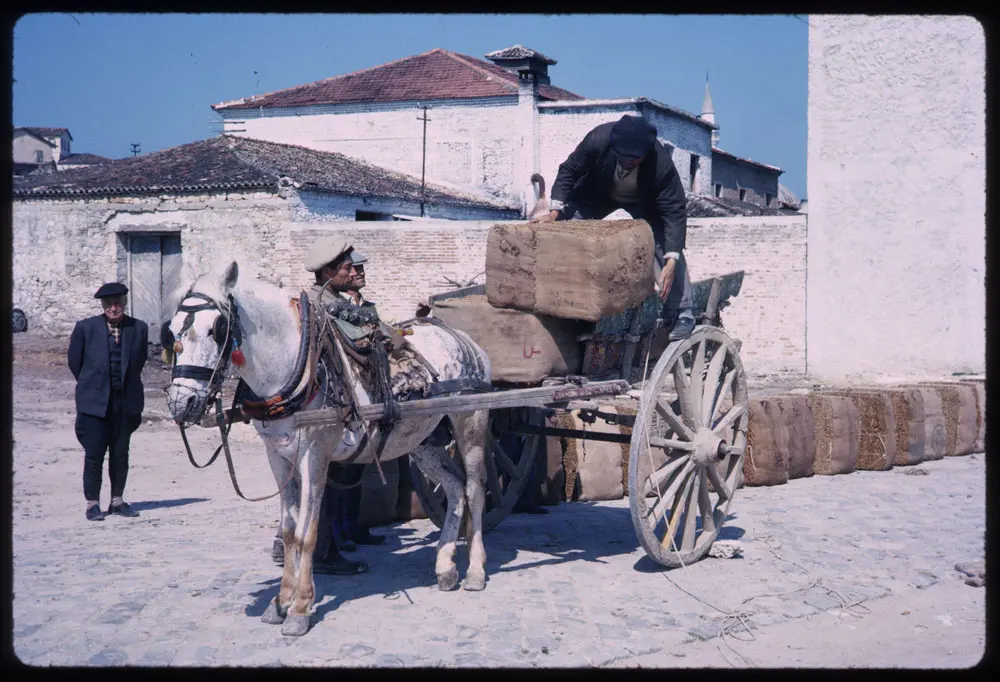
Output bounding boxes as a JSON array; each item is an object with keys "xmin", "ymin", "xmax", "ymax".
[{"xmin": 297, "ymin": 271, "xmax": 749, "ymax": 568}]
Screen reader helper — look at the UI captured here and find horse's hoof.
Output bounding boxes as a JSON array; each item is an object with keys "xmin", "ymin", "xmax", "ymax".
[
  {"xmin": 437, "ymin": 567, "xmax": 460, "ymax": 592},
  {"xmin": 261, "ymin": 598, "xmax": 287, "ymax": 625},
  {"xmin": 462, "ymin": 573, "xmax": 487, "ymax": 592},
  {"xmin": 281, "ymin": 613, "xmax": 311, "ymax": 637}
]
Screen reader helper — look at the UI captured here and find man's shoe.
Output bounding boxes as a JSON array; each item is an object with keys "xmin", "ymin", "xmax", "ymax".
[
  {"xmin": 339, "ymin": 539, "xmax": 358, "ymax": 553},
  {"xmin": 86, "ymin": 505, "xmax": 106, "ymax": 522},
  {"xmin": 351, "ymin": 528, "xmax": 386, "ymax": 545},
  {"xmin": 668, "ymin": 315, "xmax": 695, "ymax": 341},
  {"xmin": 314, "ymin": 553, "xmax": 368, "ymax": 575},
  {"xmin": 108, "ymin": 501, "xmax": 139, "ymax": 517}
]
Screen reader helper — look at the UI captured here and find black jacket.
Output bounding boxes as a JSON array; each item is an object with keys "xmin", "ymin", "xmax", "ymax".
[
  {"xmin": 68, "ymin": 314, "xmax": 148, "ymax": 419},
  {"xmin": 550, "ymin": 120, "xmax": 688, "ymax": 253}
]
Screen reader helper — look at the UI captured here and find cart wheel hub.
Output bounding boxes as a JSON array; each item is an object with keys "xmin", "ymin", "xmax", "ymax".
[{"xmin": 691, "ymin": 428, "xmax": 727, "ymax": 466}]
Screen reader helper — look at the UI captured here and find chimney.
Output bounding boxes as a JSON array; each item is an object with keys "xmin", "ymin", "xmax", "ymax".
[{"xmin": 484, "ymin": 45, "xmax": 556, "ymax": 86}]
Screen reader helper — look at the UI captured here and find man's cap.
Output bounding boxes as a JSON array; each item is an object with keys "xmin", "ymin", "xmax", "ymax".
[
  {"xmin": 609, "ymin": 115, "xmax": 658, "ymax": 160},
  {"xmin": 94, "ymin": 282, "xmax": 128, "ymax": 299},
  {"xmin": 304, "ymin": 236, "xmax": 353, "ymax": 272},
  {"xmin": 350, "ymin": 250, "xmax": 368, "ymax": 265}
]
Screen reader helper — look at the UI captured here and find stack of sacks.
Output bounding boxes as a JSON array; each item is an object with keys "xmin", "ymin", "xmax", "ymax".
[
  {"xmin": 917, "ymin": 383, "xmax": 978, "ymax": 456},
  {"xmin": 899, "ymin": 385, "xmax": 947, "ymax": 461},
  {"xmin": 820, "ymin": 390, "xmax": 896, "ymax": 471},
  {"xmin": 768, "ymin": 394, "xmax": 817, "ymax": 479},
  {"xmin": 805, "ymin": 394, "xmax": 860, "ymax": 475},
  {"xmin": 959, "ymin": 378, "xmax": 986, "ymax": 453},
  {"xmin": 882, "ymin": 387, "xmax": 928, "ymax": 466}
]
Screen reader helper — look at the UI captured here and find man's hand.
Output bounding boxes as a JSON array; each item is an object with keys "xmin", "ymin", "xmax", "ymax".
[
  {"xmin": 530, "ymin": 209, "xmax": 560, "ymax": 224},
  {"xmin": 657, "ymin": 259, "xmax": 676, "ymax": 301}
]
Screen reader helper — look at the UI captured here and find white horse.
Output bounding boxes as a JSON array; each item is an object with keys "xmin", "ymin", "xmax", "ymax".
[{"xmin": 163, "ymin": 262, "xmax": 491, "ymax": 637}]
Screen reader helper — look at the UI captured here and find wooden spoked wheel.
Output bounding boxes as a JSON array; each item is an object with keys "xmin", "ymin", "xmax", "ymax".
[
  {"xmin": 409, "ymin": 408, "xmax": 539, "ymax": 533},
  {"xmin": 628, "ymin": 326, "xmax": 749, "ymax": 568}
]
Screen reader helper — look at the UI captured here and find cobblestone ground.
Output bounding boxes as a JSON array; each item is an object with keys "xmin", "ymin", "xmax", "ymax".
[{"xmin": 10, "ymin": 335, "xmax": 987, "ymax": 668}]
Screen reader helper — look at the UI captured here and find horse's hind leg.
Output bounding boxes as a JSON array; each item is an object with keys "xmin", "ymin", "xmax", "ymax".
[
  {"xmin": 411, "ymin": 442, "xmax": 466, "ymax": 591},
  {"xmin": 452, "ymin": 411, "xmax": 489, "ymax": 591},
  {"xmin": 282, "ymin": 444, "xmax": 327, "ymax": 637}
]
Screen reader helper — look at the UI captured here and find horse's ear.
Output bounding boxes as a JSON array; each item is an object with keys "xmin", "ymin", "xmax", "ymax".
[{"xmin": 223, "ymin": 261, "xmax": 239, "ymax": 289}]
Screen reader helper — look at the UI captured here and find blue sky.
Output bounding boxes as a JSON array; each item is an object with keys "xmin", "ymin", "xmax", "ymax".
[{"xmin": 13, "ymin": 13, "xmax": 808, "ymax": 198}]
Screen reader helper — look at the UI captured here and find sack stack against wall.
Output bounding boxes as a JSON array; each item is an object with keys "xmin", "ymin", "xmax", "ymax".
[
  {"xmin": 743, "ymin": 397, "xmax": 790, "ymax": 487},
  {"xmin": 805, "ymin": 394, "xmax": 859, "ymax": 475},
  {"xmin": 960, "ymin": 378, "xmax": 986, "ymax": 452},
  {"xmin": 485, "ymin": 220, "xmax": 655, "ymax": 322},
  {"xmin": 918, "ymin": 383, "xmax": 978, "ymax": 456},
  {"xmin": 432, "ymin": 295, "xmax": 587, "ymax": 384},
  {"xmin": 821, "ymin": 390, "xmax": 896, "ymax": 471}
]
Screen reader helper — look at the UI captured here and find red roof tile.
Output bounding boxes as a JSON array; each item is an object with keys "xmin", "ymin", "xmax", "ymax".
[{"xmin": 212, "ymin": 48, "xmax": 582, "ymax": 111}]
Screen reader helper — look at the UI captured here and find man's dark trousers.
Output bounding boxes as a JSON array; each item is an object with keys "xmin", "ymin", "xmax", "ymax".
[{"xmin": 75, "ymin": 390, "xmax": 140, "ymax": 501}]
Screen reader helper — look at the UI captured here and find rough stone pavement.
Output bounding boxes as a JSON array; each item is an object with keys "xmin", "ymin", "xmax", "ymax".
[{"xmin": 11, "ymin": 373, "xmax": 986, "ymax": 667}]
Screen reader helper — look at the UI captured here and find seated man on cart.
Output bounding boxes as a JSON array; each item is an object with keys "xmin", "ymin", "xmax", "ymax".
[{"xmin": 532, "ymin": 114, "xmax": 695, "ymax": 341}]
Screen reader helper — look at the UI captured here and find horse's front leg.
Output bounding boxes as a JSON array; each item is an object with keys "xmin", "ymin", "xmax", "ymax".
[
  {"xmin": 282, "ymin": 442, "xmax": 328, "ymax": 637},
  {"xmin": 261, "ymin": 437, "xmax": 298, "ymax": 625},
  {"xmin": 411, "ymin": 441, "xmax": 466, "ymax": 591},
  {"xmin": 453, "ymin": 411, "xmax": 490, "ymax": 591}
]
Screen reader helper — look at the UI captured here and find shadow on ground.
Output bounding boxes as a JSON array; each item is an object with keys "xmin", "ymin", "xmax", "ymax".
[{"xmin": 128, "ymin": 497, "xmax": 210, "ymax": 512}]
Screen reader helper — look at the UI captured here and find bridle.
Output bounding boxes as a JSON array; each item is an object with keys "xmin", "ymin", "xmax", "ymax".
[{"xmin": 163, "ymin": 290, "xmax": 296, "ymax": 502}]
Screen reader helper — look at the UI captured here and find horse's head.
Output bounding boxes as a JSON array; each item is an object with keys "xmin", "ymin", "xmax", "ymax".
[{"xmin": 163, "ymin": 261, "xmax": 242, "ymax": 424}]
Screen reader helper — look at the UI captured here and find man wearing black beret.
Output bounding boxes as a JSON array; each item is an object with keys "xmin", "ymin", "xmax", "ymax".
[
  {"xmin": 535, "ymin": 114, "xmax": 696, "ymax": 340},
  {"xmin": 68, "ymin": 282, "xmax": 148, "ymax": 521}
]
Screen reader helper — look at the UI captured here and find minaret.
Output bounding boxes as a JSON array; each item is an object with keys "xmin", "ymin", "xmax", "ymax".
[{"xmin": 701, "ymin": 72, "xmax": 719, "ymax": 148}]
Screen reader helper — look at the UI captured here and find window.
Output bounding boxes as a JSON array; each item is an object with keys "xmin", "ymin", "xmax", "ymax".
[
  {"xmin": 738, "ymin": 188, "xmax": 747, "ymax": 202},
  {"xmin": 35, "ymin": 150, "xmax": 43, "ymax": 163},
  {"xmin": 765, "ymin": 193, "xmax": 773, "ymax": 207},
  {"xmin": 689, "ymin": 155, "xmax": 700, "ymax": 192},
  {"xmin": 714, "ymin": 184, "xmax": 722, "ymax": 198}
]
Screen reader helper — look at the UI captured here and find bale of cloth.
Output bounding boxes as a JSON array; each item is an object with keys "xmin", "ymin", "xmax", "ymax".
[
  {"xmin": 960, "ymin": 378, "xmax": 986, "ymax": 453},
  {"xmin": 485, "ymin": 219, "xmax": 655, "ymax": 322},
  {"xmin": 880, "ymin": 387, "xmax": 927, "ymax": 466},
  {"xmin": 805, "ymin": 394, "xmax": 859, "ymax": 475},
  {"xmin": 901, "ymin": 385, "xmax": 947, "ymax": 460},
  {"xmin": 743, "ymin": 396, "xmax": 791, "ymax": 487},
  {"xmin": 916, "ymin": 383, "xmax": 978, "ymax": 456},
  {"xmin": 817, "ymin": 389, "xmax": 896, "ymax": 471},
  {"xmin": 432, "ymin": 294, "xmax": 588, "ymax": 384},
  {"xmin": 557, "ymin": 408, "xmax": 626, "ymax": 502},
  {"xmin": 765, "ymin": 394, "xmax": 817, "ymax": 480}
]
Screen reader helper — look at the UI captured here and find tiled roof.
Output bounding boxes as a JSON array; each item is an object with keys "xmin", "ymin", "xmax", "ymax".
[
  {"xmin": 212, "ymin": 48, "xmax": 582, "ymax": 111},
  {"xmin": 14, "ymin": 128, "xmax": 56, "ymax": 147},
  {"xmin": 12, "ymin": 135, "xmax": 516, "ymax": 211},
  {"xmin": 687, "ymin": 194, "xmax": 788, "ymax": 218},
  {"xmin": 712, "ymin": 146, "xmax": 782, "ymax": 173},
  {"xmin": 21, "ymin": 126, "xmax": 72, "ymax": 140},
  {"xmin": 58, "ymin": 153, "xmax": 111, "ymax": 165}
]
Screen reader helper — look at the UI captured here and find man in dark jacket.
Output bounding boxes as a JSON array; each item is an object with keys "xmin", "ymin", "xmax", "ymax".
[
  {"xmin": 534, "ymin": 115, "xmax": 695, "ymax": 340},
  {"xmin": 68, "ymin": 282, "xmax": 148, "ymax": 520}
]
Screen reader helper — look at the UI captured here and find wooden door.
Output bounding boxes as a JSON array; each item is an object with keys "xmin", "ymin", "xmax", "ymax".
[{"xmin": 127, "ymin": 233, "xmax": 182, "ymax": 343}]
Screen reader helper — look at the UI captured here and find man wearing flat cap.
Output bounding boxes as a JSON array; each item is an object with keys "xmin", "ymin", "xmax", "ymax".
[
  {"xmin": 68, "ymin": 282, "xmax": 148, "ymax": 521},
  {"xmin": 534, "ymin": 114, "xmax": 696, "ymax": 340}
]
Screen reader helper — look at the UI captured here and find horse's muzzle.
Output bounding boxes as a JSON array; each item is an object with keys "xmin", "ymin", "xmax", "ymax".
[{"xmin": 165, "ymin": 382, "xmax": 209, "ymax": 425}]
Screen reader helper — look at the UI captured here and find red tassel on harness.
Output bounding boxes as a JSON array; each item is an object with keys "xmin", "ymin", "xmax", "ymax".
[{"xmin": 231, "ymin": 348, "xmax": 246, "ymax": 367}]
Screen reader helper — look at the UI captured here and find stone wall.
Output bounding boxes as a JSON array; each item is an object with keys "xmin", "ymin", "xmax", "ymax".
[
  {"xmin": 807, "ymin": 15, "xmax": 986, "ymax": 380},
  {"xmin": 711, "ymin": 153, "xmax": 781, "ymax": 207}
]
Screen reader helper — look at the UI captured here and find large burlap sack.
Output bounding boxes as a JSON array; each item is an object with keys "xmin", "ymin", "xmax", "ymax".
[
  {"xmin": 805, "ymin": 394, "xmax": 859, "ymax": 475},
  {"xmin": 558, "ymin": 408, "xmax": 625, "ymax": 501},
  {"xmin": 433, "ymin": 295, "xmax": 587, "ymax": 384},
  {"xmin": 903, "ymin": 386, "xmax": 947, "ymax": 460},
  {"xmin": 769, "ymin": 395, "xmax": 816, "ymax": 479},
  {"xmin": 884, "ymin": 387, "xmax": 927, "ymax": 466},
  {"xmin": 485, "ymin": 219, "xmax": 655, "ymax": 322},
  {"xmin": 918, "ymin": 383, "xmax": 978, "ymax": 456},
  {"xmin": 744, "ymin": 397, "xmax": 790, "ymax": 487},
  {"xmin": 960, "ymin": 379, "xmax": 986, "ymax": 452},
  {"xmin": 822, "ymin": 390, "xmax": 896, "ymax": 471}
]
